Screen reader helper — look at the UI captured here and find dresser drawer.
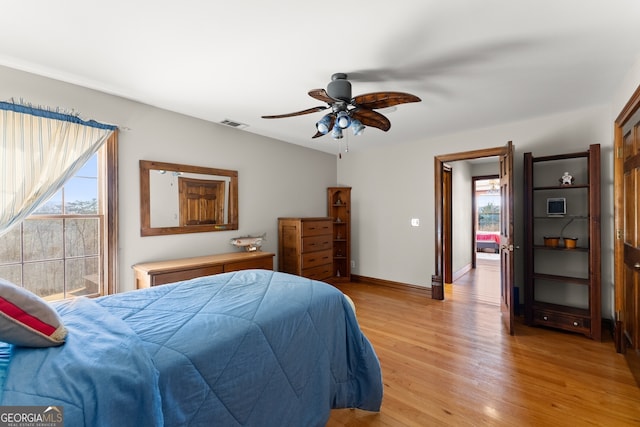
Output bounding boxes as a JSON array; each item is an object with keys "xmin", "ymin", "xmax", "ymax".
[
  {"xmin": 152, "ymin": 265, "xmax": 224, "ymax": 286},
  {"xmin": 533, "ymin": 309, "xmax": 590, "ymax": 333},
  {"xmin": 302, "ymin": 264, "xmax": 333, "ymax": 281},
  {"xmin": 301, "ymin": 249, "xmax": 332, "ymax": 269},
  {"xmin": 302, "ymin": 235, "xmax": 332, "ymax": 252},
  {"xmin": 224, "ymin": 256, "xmax": 273, "ymax": 272},
  {"xmin": 302, "ymin": 220, "xmax": 332, "ymax": 237}
]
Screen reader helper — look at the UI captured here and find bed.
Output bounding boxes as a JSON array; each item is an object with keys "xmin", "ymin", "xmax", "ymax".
[
  {"xmin": 476, "ymin": 231, "xmax": 501, "ymax": 253},
  {"xmin": 0, "ymin": 269, "xmax": 382, "ymax": 426}
]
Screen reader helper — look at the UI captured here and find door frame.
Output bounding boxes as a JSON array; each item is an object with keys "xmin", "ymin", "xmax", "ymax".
[
  {"xmin": 433, "ymin": 144, "xmax": 515, "ymax": 334},
  {"xmin": 434, "ymin": 146, "xmax": 506, "ymax": 294},
  {"xmin": 614, "ymin": 84, "xmax": 640, "ymax": 352},
  {"xmin": 472, "ymin": 174, "xmax": 500, "ymax": 269},
  {"xmin": 443, "ymin": 165, "xmax": 453, "ymax": 284}
]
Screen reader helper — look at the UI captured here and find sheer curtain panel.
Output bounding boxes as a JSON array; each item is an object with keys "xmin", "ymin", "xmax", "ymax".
[{"xmin": 0, "ymin": 101, "xmax": 116, "ymax": 237}]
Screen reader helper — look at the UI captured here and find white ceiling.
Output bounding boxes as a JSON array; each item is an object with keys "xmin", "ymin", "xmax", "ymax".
[{"xmin": 2, "ymin": 1, "xmax": 640, "ymax": 154}]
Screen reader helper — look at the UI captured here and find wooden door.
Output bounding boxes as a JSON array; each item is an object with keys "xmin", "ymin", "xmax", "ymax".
[
  {"xmin": 499, "ymin": 141, "xmax": 515, "ymax": 335},
  {"xmin": 615, "ymin": 86, "xmax": 640, "ymax": 379},
  {"xmin": 443, "ymin": 165, "xmax": 453, "ymax": 284},
  {"xmin": 179, "ymin": 178, "xmax": 225, "ymax": 226}
]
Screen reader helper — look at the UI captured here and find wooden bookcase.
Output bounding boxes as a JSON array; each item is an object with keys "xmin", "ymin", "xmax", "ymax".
[
  {"xmin": 523, "ymin": 144, "xmax": 601, "ymax": 340},
  {"xmin": 328, "ymin": 187, "xmax": 351, "ymax": 282}
]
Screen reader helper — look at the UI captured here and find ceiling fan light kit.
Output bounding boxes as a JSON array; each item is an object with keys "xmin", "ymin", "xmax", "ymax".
[
  {"xmin": 261, "ymin": 73, "xmax": 421, "ymax": 141},
  {"xmin": 316, "ymin": 114, "xmax": 333, "ymax": 134},
  {"xmin": 351, "ymin": 119, "xmax": 365, "ymax": 136},
  {"xmin": 331, "ymin": 125, "xmax": 343, "ymax": 139},
  {"xmin": 335, "ymin": 110, "xmax": 351, "ymax": 129}
]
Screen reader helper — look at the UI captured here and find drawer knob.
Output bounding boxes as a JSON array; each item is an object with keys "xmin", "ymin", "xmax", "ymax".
[
  {"xmin": 543, "ymin": 316, "xmax": 548, "ymax": 321},
  {"xmin": 573, "ymin": 321, "xmax": 579, "ymax": 326}
]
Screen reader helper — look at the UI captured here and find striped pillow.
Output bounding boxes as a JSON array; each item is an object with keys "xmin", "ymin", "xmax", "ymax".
[{"xmin": 0, "ymin": 278, "xmax": 67, "ymax": 347}]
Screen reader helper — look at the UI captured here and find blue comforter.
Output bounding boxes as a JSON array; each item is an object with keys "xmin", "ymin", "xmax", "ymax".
[{"xmin": 1, "ymin": 270, "xmax": 382, "ymax": 426}]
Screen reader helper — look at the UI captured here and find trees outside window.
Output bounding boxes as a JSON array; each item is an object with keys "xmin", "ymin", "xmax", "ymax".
[{"xmin": 478, "ymin": 201, "xmax": 500, "ymax": 232}]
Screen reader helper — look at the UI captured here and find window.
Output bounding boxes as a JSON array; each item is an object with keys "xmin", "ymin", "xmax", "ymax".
[
  {"xmin": 475, "ymin": 178, "xmax": 500, "ymax": 232},
  {"xmin": 0, "ymin": 133, "xmax": 118, "ymax": 301}
]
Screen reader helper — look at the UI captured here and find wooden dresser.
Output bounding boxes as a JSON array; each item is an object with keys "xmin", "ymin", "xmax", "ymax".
[
  {"xmin": 278, "ymin": 217, "xmax": 333, "ymax": 281},
  {"xmin": 132, "ymin": 251, "xmax": 274, "ymax": 288}
]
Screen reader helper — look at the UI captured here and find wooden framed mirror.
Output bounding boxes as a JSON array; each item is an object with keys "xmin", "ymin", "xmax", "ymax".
[{"xmin": 140, "ymin": 160, "xmax": 238, "ymax": 236}]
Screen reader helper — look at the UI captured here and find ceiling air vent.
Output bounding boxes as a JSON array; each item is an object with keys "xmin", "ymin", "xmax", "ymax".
[{"xmin": 220, "ymin": 119, "xmax": 248, "ymax": 130}]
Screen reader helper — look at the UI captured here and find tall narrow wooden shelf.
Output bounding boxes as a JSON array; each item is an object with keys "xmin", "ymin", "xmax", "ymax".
[
  {"xmin": 328, "ymin": 187, "xmax": 351, "ymax": 282},
  {"xmin": 523, "ymin": 144, "xmax": 601, "ymax": 340}
]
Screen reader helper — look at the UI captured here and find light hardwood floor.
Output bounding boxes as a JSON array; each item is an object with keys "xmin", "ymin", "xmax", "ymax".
[{"xmin": 328, "ymin": 265, "xmax": 640, "ymax": 426}]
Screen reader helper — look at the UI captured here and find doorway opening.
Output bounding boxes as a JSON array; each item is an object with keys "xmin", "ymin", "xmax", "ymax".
[
  {"xmin": 433, "ymin": 142, "xmax": 515, "ymax": 334},
  {"xmin": 455, "ymin": 175, "xmax": 501, "ymax": 305},
  {"xmin": 450, "ymin": 173, "xmax": 502, "ymax": 305}
]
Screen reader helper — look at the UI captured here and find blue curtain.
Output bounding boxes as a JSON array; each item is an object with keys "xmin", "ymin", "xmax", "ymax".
[{"xmin": 0, "ymin": 101, "xmax": 116, "ymax": 236}]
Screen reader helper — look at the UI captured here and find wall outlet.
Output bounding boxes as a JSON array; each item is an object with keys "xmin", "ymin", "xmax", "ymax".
[
  {"xmin": 351, "ymin": 260, "xmax": 356, "ymax": 268},
  {"xmin": 411, "ymin": 218, "xmax": 420, "ymax": 227}
]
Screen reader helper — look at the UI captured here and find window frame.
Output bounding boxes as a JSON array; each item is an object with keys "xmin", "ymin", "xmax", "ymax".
[
  {"xmin": 102, "ymin": 131, "xmax": 119, "ymax": 296},
  {"xmin": 0, "ymin": 131, "xmax": 118, "ymax": 298}
]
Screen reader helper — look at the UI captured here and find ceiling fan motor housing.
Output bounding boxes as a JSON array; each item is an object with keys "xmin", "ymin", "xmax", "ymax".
[{"xmin": 327, "ymin": 73, "xmax": 352, "ymax": 102}]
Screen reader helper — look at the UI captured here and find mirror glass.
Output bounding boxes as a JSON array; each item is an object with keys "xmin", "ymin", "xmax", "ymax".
[{"xmin": 140, "ymin": 160, "xmax": 238, "ymax": 236}]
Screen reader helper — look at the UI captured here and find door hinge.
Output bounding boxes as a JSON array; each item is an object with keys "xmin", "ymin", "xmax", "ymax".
[
  {"xmin": 617, "ymin": 229, "xmax": 623, "ymax": 239},
  {"xmin": 617, "ymin": 147, "xmax": 623, "ymax": 158}
]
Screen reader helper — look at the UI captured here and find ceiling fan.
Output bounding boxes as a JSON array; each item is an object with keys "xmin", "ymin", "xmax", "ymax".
[{"xmin": 261, "ymin": 73, "xmax": 421, "ymax": 139}]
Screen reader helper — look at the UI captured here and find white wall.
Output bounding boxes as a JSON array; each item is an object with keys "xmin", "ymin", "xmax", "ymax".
[
  {"xmin": 471, "ymin": 162, "xmax": 500, "ymax": 177},
  {"xmin": 338, "ymin": 104, "xmax": 615, "ymax": 317},
  {"xmin": 451, "ymin": 161, "xmax": 473, "ymax": 273},
  {"xmin": 0, "ymin": 65, "xmax": 337, "ymax": 292},
  {"xmin": 612, "ymin": 55, "xmax": 640, "ymax": 117}
]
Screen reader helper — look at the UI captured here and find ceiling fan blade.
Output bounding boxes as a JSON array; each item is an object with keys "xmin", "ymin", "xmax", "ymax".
[
  {"xmin": 308, "ymin": 88, "xmax": 335, "ymax": 103},
  {"xmin": 261, "ymin": 105, "xmax": 328, "ymax": 119},
  {"xmin": 351, "ymin": 108, "xmax": 391, "ymax": 132},
  {"xmin": 352, "ymin": 92, "xmax": 421, "ymax": 110},
  {"xmin": 312, "ymin": 131, "xmax": 326, "ymax": 139}
]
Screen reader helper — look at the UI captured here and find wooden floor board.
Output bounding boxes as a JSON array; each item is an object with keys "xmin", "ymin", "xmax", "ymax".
[{"xmin": 328, "ymin": 266, "xmax": 640, "ymax": 427}]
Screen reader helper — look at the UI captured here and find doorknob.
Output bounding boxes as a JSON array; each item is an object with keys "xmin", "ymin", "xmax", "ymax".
[{"xmin": 635, "ymin": 262, "xmax": 640, "ymax": 270}]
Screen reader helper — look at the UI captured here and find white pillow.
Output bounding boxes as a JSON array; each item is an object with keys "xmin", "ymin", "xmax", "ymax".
[{"xmin": 0, "ymin": 278, "xmax": 67, "ymax": 347}]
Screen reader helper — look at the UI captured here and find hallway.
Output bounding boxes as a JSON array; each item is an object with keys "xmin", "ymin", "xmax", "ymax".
[{"xmin": 450, "ymin": 252, "xmax": 501, "ymax": 306}]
